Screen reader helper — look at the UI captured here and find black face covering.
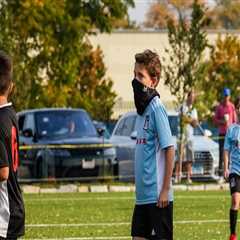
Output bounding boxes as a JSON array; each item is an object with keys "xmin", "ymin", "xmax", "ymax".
[{"xmin": 132, "ymin": 78, "xmax": 160, "ymax": 115}]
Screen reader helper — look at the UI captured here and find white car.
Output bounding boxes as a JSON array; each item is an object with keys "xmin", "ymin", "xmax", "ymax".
[{"xmin": 110, "ymin": 111, "xmax": 219, "ymax": 181}]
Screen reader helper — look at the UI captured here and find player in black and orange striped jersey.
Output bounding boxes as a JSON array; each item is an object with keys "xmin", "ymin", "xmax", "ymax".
[{"xmin": 0, "ymin": 51, "xmax": 25, "ymax": 239}]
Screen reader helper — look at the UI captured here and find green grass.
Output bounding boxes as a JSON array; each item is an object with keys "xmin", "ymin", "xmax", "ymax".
[{"xmin": 23, "ymin": 190, "xmax": 234, "ymax": 239}]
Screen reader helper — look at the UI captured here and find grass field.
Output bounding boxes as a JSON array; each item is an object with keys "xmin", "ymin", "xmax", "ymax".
[{"xmin": 23, "ymin": 190, "xmax": 235, "ymax": 239}]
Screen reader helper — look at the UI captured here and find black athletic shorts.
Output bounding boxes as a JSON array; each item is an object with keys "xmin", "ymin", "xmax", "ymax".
[
  {"xmin": 229, "ymin": 173, "xmax": 240, "ymax": 195},
  {"xmin": 131, "ymin": 202, "xmax": 173, "ymax": 240}
]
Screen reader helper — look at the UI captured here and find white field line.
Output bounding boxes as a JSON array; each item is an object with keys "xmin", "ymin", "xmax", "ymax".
[
  {"xmin": 24, "ymin": 197, "xmax": 134, "ymax": 202},
  {"xmin": 26, "ymin": 219, "xmax": 229, "ymax": 228},
  {"xmin": 26, "ymin": 223, "xmax": 129, "ymax": 227},
  {"xmin": 24, "ymin": 237, "xmax": 131, "ymax": 240},
  {"xmin": 24, "ymin": 195, "xmax": 229, "ymax": 202}
]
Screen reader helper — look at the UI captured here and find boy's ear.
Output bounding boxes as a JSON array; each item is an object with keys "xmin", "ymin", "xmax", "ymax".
[
  {"xmin": 151, "ymin": 77, "xmax": 158, "ymax": 88},
  {"xmin": 7, "ymin": 82, "xmax": 14, "ymax": 97}
]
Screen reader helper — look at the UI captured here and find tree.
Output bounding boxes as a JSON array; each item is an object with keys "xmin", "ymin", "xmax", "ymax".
[
  {"xmin": 144, "ymin": 1, "xmax": 174, "ymax": 29},
  {"xmin": 145, "ymin": 0, "xmax": 240, "ymax": 30},
  {"xmin": 163, "ymin": 0, "xmax": 209, "ymax": 109},
  {"xmin": 112, "ymin": 15, "xmax": 137, "ymax": 29},
  {"xmin": 207, "ymin": 0, "xmax": 240, "ymax": 29},
  {"xmin": 163, "ymin": 0, "xmax": 210, "ymax": 181},
  {"xmin": 0, "ymin": 0, "xmax": 134, "ymax": 121},
  {"xmin": 197, "ymin": 35, "xmax": 240, "ymax": 122},
  {"xmin": 69, "ymin": 44, "xmax": 117, "ymax": 122},
  {"xmin": 144, "ymin": 0, "xmax": 206, "ymax": 29}
]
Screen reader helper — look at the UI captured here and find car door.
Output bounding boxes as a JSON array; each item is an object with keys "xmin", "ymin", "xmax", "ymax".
[
  {"xmin": 19, "ymin": 113, "xmax": 36, "ymax": 145},
  {"xmin": 111, "ymin": 114, "xmax": 136, "ymax": 181}
]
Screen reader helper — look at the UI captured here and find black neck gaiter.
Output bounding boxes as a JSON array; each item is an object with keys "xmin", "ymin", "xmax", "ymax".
[{"xmin": 132, "ymin": 78, "xmax": 160, "ymax": 115}]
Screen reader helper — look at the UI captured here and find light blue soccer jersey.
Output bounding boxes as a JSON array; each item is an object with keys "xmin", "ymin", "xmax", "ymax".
[
  {"xmin": 134, "ymin": 96, "xmax": 174, "ymax": 205},
  {"xmin": 224, "ymin": 123, "xmax": 240, "ymax": 175}
]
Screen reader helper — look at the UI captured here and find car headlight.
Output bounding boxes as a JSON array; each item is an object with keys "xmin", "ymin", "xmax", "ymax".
[{"xmin": 210, "ymin": 148, "xmax": 219, "ymax": 166}]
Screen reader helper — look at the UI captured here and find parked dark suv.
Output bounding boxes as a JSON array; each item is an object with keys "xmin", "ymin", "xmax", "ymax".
[{"xmin": 17, "ymin": 108, "xmax": 116, "ymax": 180}]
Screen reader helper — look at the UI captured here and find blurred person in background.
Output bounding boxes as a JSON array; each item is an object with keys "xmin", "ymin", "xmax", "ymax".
[
  {"xmin": 214, "ymin": 88, "xmax": 237, "ymax": 181},
  {"xmin": 175, "ymin": 90, "xmax": 198, "ymax": 184}
]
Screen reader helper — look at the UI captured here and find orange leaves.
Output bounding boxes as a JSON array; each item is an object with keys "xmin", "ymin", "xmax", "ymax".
[
  {"xmin": 145, "ymin": 0, "xmax": 207, "ymax": 29},
  {"xmin": 211, "ymin": 36, "xmax": 240, "ymax": 71}
]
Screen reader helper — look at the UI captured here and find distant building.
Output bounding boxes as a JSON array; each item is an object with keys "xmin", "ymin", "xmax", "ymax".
[{"xmin": 89, "ymin": 30, "xmax": 240, "ymax": 118}]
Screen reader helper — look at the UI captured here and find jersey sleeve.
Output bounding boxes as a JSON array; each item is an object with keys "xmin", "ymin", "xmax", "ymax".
[
  {"xmin": 153, "ymin": 103, "xmax": 174, "ymax": 149},
  {"xmin": 224, "ymin": 127, "xmax": 231, "ymax": 151},
  {"xmin": 0, "ymin": 139, "xmax": 9, "ymax": 168}
]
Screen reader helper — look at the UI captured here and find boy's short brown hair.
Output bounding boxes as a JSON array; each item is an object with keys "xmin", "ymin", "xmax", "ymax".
[
  {"xmin": 135, "ymin": 49, "xmax": 161, "ymax": 87},
  {"xmin": 0, "ymin": 51, "xmax": 12, "ymax": 95}
]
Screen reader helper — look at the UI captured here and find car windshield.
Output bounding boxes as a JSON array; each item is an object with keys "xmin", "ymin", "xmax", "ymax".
[
  {"xmin": 36, "ymin": 110, "xmax": 97, "ymax": 139},
  {"xmin": 93, "ymin": 121, "xmax": 111, "ymax": 139}
]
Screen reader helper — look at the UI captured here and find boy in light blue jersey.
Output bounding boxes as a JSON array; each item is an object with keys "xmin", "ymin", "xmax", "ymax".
[
  {"xmin": 131, "ymin": 50, "xmax": 174, "ymax": 240},
  {"xmin": 224, "ymin": 120, "xmax": 240, "ymax": 240}
]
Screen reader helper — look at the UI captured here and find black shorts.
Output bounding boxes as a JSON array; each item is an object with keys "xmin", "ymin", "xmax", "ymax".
[
  {"xmin": 229, "ymin": 173, "xmax": 240, "ymax": 195},
  {"xmin": 131, "ymin": 202, "xmax": 173, "ymax": 240}
]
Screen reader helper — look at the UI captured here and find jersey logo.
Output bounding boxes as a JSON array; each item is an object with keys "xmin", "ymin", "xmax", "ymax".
[
  {"xmin": 151, "ymin": 228, "xmax": 156, "ymax": 236},
  {"xmin": 11, "ymin": 126, "xmax": 19, "ymax": 172},
  {"xmin": 136, "ymin": 138, "xmax": 147, "ymax": 145},
  {"xmin": 143, "ymin": 115, "xmax": 150, "ymax": 130},
  {"xmin": 230, "ymin": 177, "xmax": 236, "ymax": 188}
]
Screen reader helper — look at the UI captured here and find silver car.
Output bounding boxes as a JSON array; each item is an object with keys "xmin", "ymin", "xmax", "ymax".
[{"xmin": 110, "ymin": 111, "xmax": 219, "ymax": 181}]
